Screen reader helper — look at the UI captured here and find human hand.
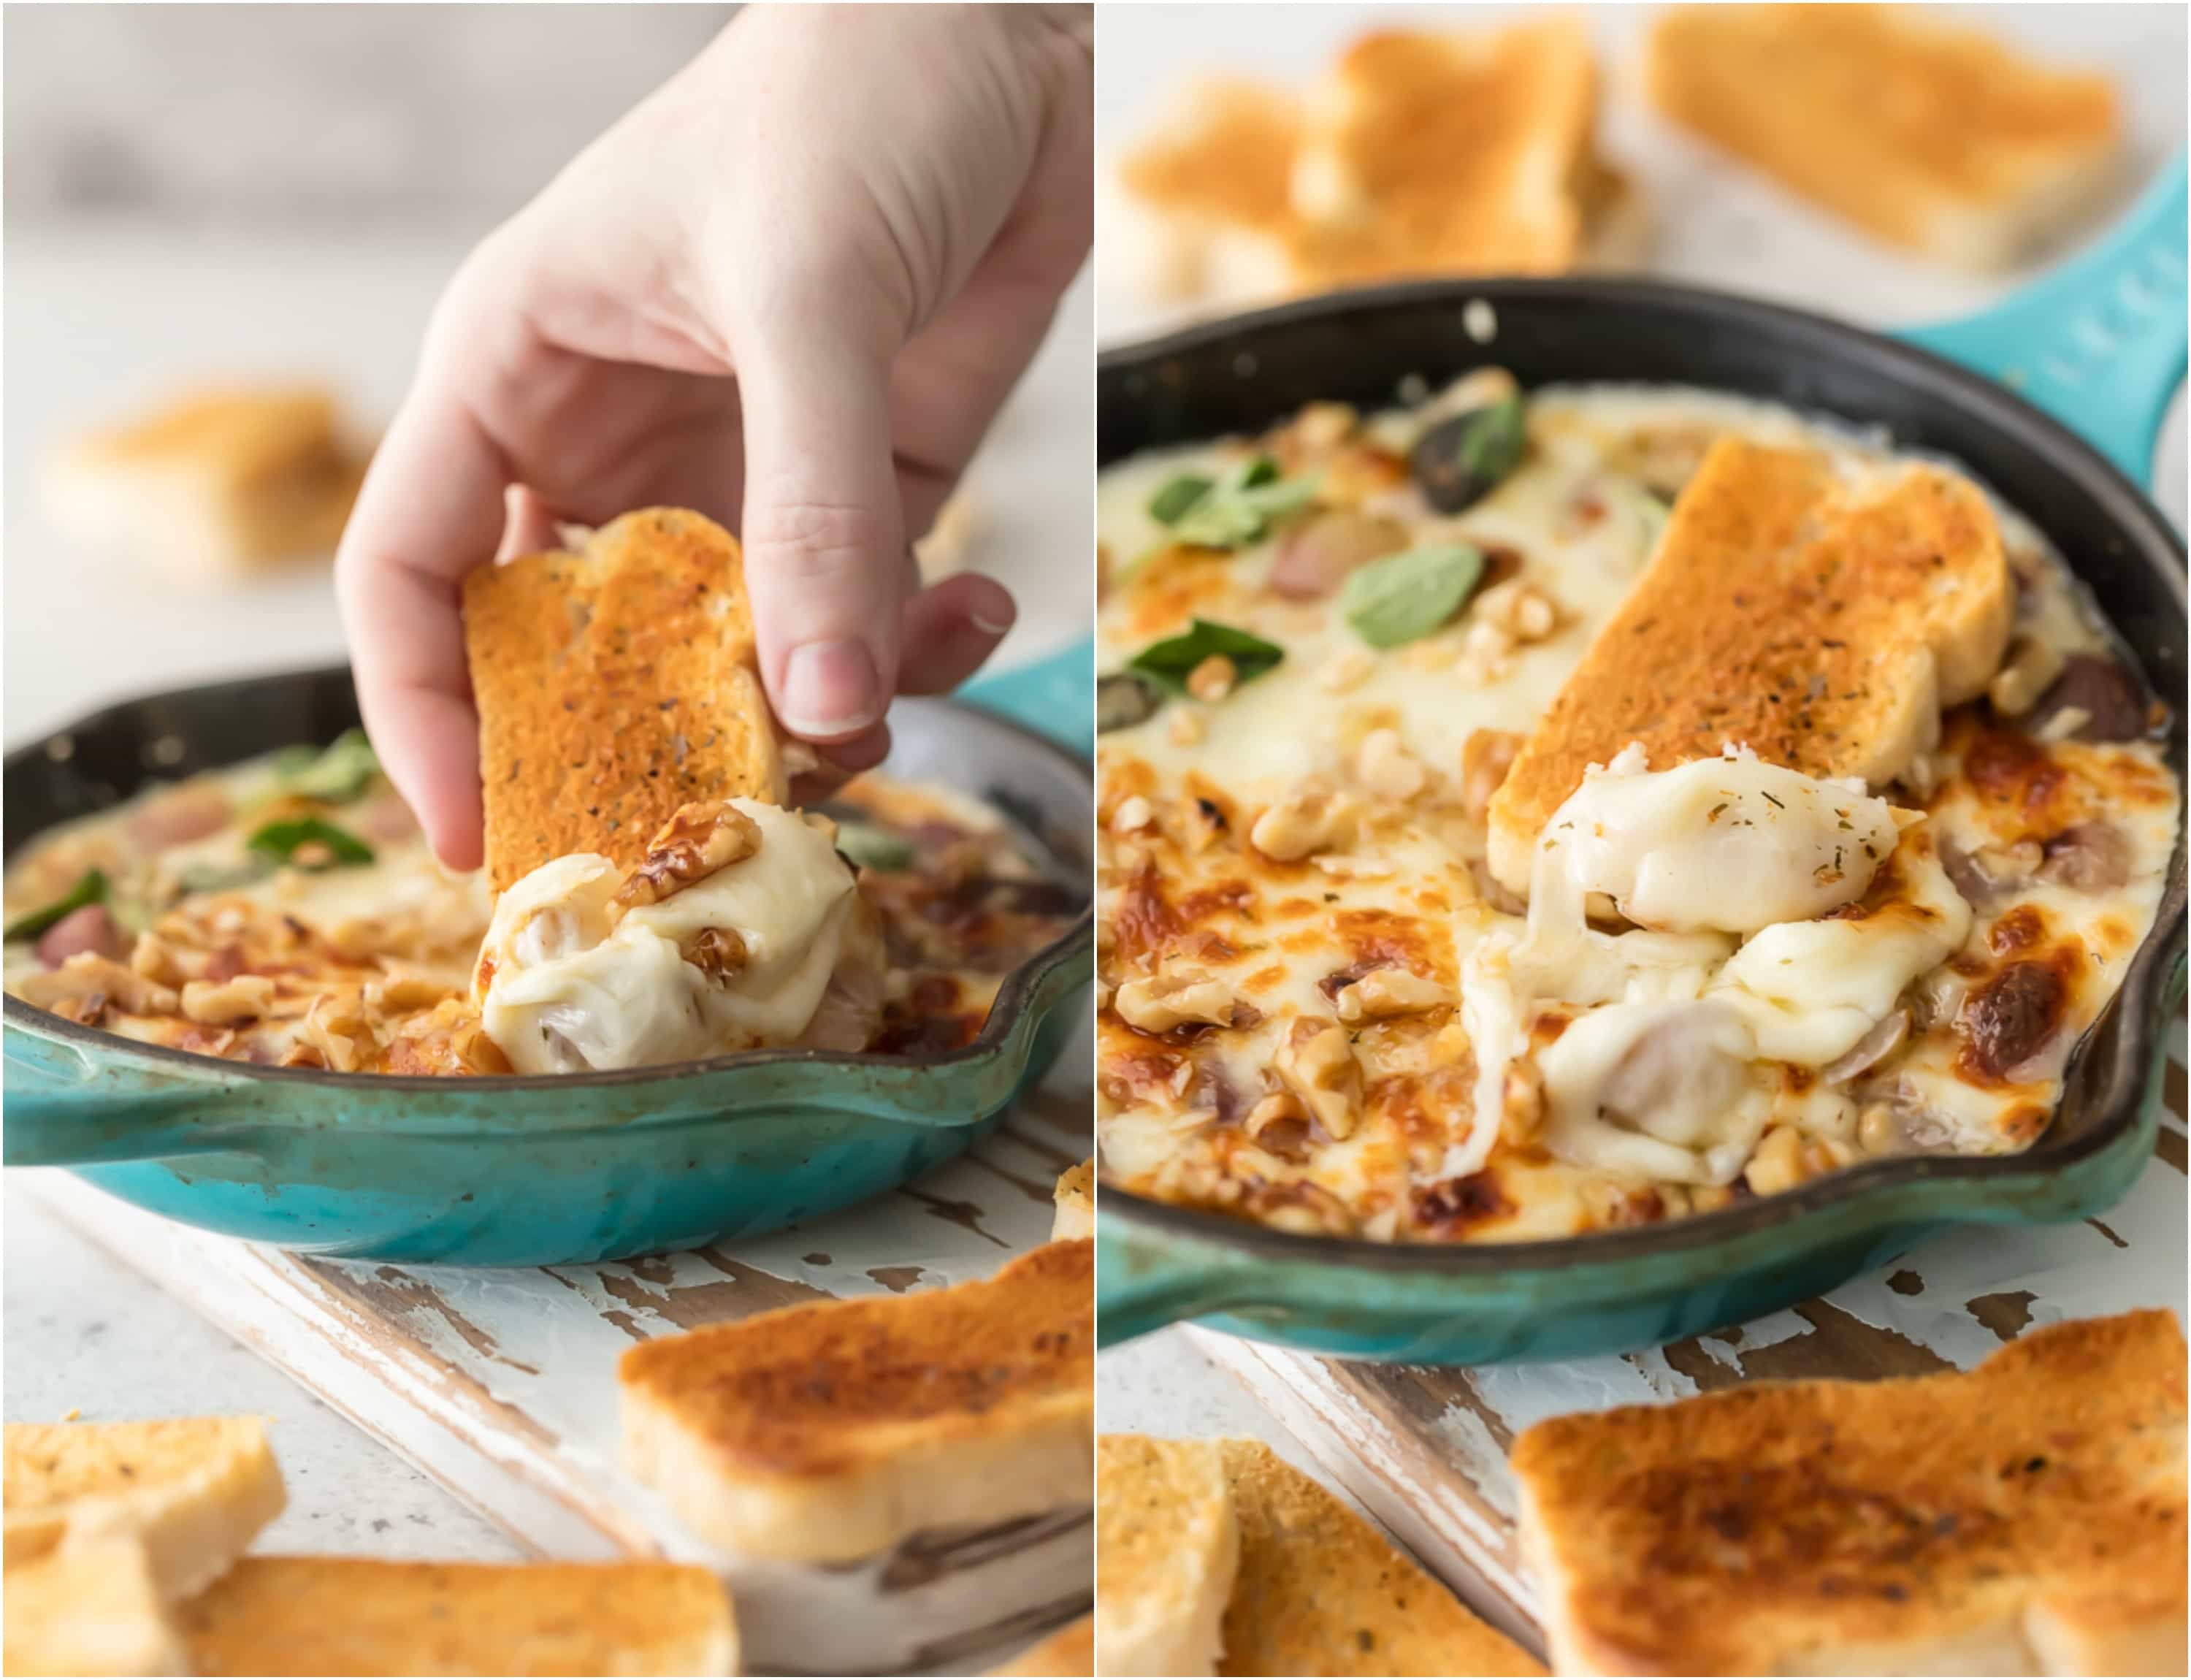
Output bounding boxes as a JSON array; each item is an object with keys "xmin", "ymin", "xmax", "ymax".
[{"xmin": 337, "ymin": 3, "xmax": 1091, "ymax": 868}]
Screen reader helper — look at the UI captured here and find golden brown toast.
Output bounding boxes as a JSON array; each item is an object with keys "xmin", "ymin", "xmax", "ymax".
[
  {"xmin": 1487, "ymin": 438, "xmax": 2010, "ymax": 893},
  {"xmin": 988, "ymin": 1613, "xmax": 1093, "ymax": 1677},
  {"xmin": 176, "ymin": 1556, "xmax": 735, "ymax": 1677},
  {"xmin": 1096, "ymin": 1435, "xmax": 1237, "ymax": 1676},
  {"xmin": 1112, "ymin": 20, "xmax": 1644, "ymax": 311},
  {"xmin": 4, "ymin": 1537, "xmax": 190, "ymax": 1678},
  {"xmin": 463, "ymin": 508, "xmax": 787, "ymax": 892},
  {"xmin": 1052, "ymin": 1158, "xmax": 1095, "ymax": 1240},
  {"xmin": 1648, "ymin": 5, "xmax": 2122, "ymax": 270},
  {"xmin": 619, "ymin": 1240, "xmax": 1093, "ymax": 1563},
  {"xmin": 1216, "ymin": 1439, "xmax": 1544, "ymax": 1678},
  {"xmin": 1511, "ymin": 1310, "xmax": 2187, "ymax": 1676},
  {"xmin": 43, "ymin": 385, "xmax": 368, "ymax": 583},
  {"xmin": 4, "ymin": 1416, "xmax": 286, "ymax": 1600}
]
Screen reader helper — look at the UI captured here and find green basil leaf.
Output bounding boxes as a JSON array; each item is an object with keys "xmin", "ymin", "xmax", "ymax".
[
  {"xmin": 1128, "ymin": 619, "xmax": 1285, "ymax": 693},
  {"xmin": 247, "ymin": 817, "xmax": 374, "ymax": 871},
  {"xmin": 1147, "ymin": 473, "xmax": 1215, "ymax": 525},
  {"xmin": 4, "ymin": 868, "xmax": 109, "ymax": 942},
  {"xmin": 1234, "ymin": 455, "xmax": 1281, "ymax": 489},
  {"xmin": 833, "ymin": 820, "xmax": 916, "ymax": 872},
  {"xmin": 280, "ymin": 728, "xmax": 381, "ymax": 803},
  {"xmin": 1340, "ymin": 544, "xmax": 1485, "ymax": 649},
  {"xmin": 1097, "ymin": 671, "xmax": 1166, "ymax": 733},
  {"xmin": 1169, "ymin": 495, "xmax": 1266, "ymax": 549}
]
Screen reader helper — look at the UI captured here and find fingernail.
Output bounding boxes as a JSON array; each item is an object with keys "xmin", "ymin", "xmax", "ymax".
[
  {"xmin": 780, "ymin": 640, "xmax": 882, "ymax": 737},
  {"xmin": 970, "ymin": 603, "xmax": 1016, "ymax": 637}
]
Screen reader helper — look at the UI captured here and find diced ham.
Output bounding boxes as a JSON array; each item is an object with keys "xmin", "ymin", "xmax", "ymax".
[
  {"xmin": 126, "ymin": 784, "xmax": 231, "ymax": 851},
  {"xmin": 37, "ymin": 904, "xmax": 126, "ymax": 968}
]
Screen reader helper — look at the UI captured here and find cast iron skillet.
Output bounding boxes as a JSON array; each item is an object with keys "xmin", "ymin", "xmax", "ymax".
[
  {"xmin": 3, "ymin": 654, "xmax": 1093, "ymax": 1266},
  {"xmin": 1095, "ymin": 176, "xmax": 2187, "ymax": 1364}
]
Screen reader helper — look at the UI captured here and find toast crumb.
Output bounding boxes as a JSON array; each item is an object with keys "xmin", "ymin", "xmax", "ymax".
[
  {"xmin": 463, "ymin": 507, "xmax": 786, "ymax": 892},
  {"xmin": 1052, "ymin": 1159, "xmax": 1095, "ymax": 1240},
  {"xmin": 1513, "ymin": 1309, "xmax": 2187, "ymax": 1676},
  {"xmin": 619, "ymin": 1241, "xmax": 1093, "ymax": 1563}
]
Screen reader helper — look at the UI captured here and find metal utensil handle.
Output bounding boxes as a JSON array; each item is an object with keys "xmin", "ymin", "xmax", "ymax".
[{"xmin": 1900, "ymin": 153, "xmax": 2188, "ymax": 489}]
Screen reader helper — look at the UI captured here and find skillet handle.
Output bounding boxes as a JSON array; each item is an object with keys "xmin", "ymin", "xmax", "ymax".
[
  {"xmin": 3, "ymin": 1026, "xmax": 248, "ymax": 1165},
  {"xmin": 957, "ymin": 635, "xmax": 1093, "ymax": 757},
  {"xmin": 1096, "ymin": 1221, "xmax": 1263, "ymax": 1347},
  {"xmin": 1898, "ymin": 153, "xmax": 2187, "ymax": 489}
]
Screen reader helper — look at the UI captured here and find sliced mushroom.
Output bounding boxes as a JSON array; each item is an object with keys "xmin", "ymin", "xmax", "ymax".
[
  {"xmin": 1962, "ymin": 962, "xmax": 2067, "ymax": 1080},
  {"xmin": 2038, "ymin": 821, "xmax": 2133, "ymax": 892},
  {"xmin": 2027, "ymin": 654, "xmax": 2151, "ymax": 742},
  {"xmin": 1822, "ymin": 1009, "xmax": 1909, "ymax": 1085}
]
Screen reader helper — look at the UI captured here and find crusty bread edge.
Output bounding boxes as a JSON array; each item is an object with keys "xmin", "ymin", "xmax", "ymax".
[
  {"xmin": 623, "ymin": 1391, "xmax": 1093, "ymax": 1565},
  {"xmin": 1097, "ymin": 1461, "xmax": 1237, "ymax": 1678}
]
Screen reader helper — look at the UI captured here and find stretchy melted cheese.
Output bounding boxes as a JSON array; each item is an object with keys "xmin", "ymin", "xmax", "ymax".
[
  {"xmin": 1096, "ymin": 377, "xmax": 2176, "ymax": 1242},
  {"xmin": 476, "ymin": 802, "xmax": 880, "ymax": 1074}
]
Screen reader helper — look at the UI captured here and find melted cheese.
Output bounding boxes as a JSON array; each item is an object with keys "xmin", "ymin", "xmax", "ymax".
[{"xmin": 478, "ymin": 801, "xmax": 866, "ymax": 1074}]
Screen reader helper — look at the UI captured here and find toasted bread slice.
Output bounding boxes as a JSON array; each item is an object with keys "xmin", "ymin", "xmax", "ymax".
[
  {"xmin": 990, "ymin": 1613, "xmax": 1094, "ymax": 1677},
  {"xmin": 43, "ymin": 385, "xmax": 367, "ymax": 583},
  {"xmin": 1053, "ymin": 1159, "xmax": 1095, "ymax": 1240},
  {"xmin": 1112, "ymin": 80, "xmax": 1304, "ymax": 306},
  {"xmin": 464, "ymin": 507, "xmax": 786, "ymax": 892},
  {"xmin": 1216, "ymin": 1439, "xmax": 1544, "ymax": 1676},
  {"xmin": 1513, "ymin": 1310, "xmax": 2187, "ymax": 1676},
  {"xmin": 1096, "ymin": 1435, "xmax": 1237, "ymax": 1676},
  {"xmin": 4, "ymin": 1416, "xmax": 285, "ymax": 1600},
  {"xmin": 1487, "ymin": 438, "xmax": 2010, "ymax": 893},
  {"xmin": 1648, "ymin": 5, "xmax": 2122, "ymax": 270},
  {"xmin": 1112, "ymin": 21, "xmax": 1644, "ymax": 312},
  {"xmin": 619, "ymin": 1240, "xmax": 1093, "ymax": 1563},
  {"xmin": 175, "ymin": 1557, "xmax": 733, "ymax": 1677},
  {"xmin": 4, "ymin": 1537, "xmax": 191, "ymax": 1679}
]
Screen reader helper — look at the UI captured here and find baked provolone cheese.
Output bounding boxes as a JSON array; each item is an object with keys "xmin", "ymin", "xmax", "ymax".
[{"xmin": 1096, "ymin": 376, "xmax": 2176, "ymax": 1241}]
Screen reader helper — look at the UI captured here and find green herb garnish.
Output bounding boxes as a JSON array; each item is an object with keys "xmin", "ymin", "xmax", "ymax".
[
  {"xmin": 280, "ymin": 728, "xmax": 381, "ymax": 803},
  {"xmin": 1150, "ymin": 456, "xmax": 1318, "ymax": 550},
  {"xmin": 1128, "ymin": 619, "xmax": 1285, "ymax": 693},
  {"xmin": 833, "ymin": 821, "xmax": 916, "ymax": 872},
  {"xmin": 1340, "ymin": 544, "xmax": 1485, "ymax": 649},
  {"xmin": 4, "ymin": 869, "xmax": 109, "ymax": 942},
  {"xmin": 1097, "ymin": 671, "xmax": 1167, "ymax": 733},
  {"xmin": 1410, "ymin": 394, "xmax": 1528, "ymax": 514},
  {"xmin": 247, "ymin": 817, "xmax": 374, "ymax": 871}
]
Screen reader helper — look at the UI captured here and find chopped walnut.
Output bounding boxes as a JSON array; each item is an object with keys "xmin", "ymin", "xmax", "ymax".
[
  {"xmin": 1334, "ymin": 966, "xmax": 1448, "ymax": 1022},
  {"xmin": 181, "ymin": 975, "xmax": 277, "ymax": 1025},
  {"xmin": 616, "ymin": 801, "xmax": 762, "ymax": 911},
  {"xmin": 1355, "ymin": 728, "xmax": 1429, "ymax": 802},
  {"xmin": 1745, "ymin": 1123, "xmax": 1846, "ymax": 1197},
  {"xmin": 1167, "ymin": 708, "xmax": 1206, "ymax": 747},
  {"xmin": 1114, "ymin": 969, "xmax": 1236, "ymax": 1033},
  {"xmin": 1244, "ymin": 1091, "xmax": 1312, "ymax": 1161},
  {"xmin": 1274, "ymin": 1016, "xmax": 1362, "ymax": 1140},
  {"xmin": 1250, "ymin": 784, "xmax": 1361, "ymax": 861},
  {"xmin": 1111, "ymin": 795, "xmax": 1155, "ymax": 834},
  {"xmin": 1179, "ymin": 795, "xmax": 1228, "ymax": 854},
  {"xmin": 18, "ymin": 955, "xmax": 178, "ymax": 1018},
  {"xmin": 1498, "ymin": 1062, "xmax": 1545, "ymax": 1147},
  {"xmin": 129, "ymin": 931, "xmax": 190, "ymax": 988},
  {"xmin": 362, "ymin": 968, "xmax": 461, "ymax": 1012},
  {"xmin": 297, "ymin": 993, "xmax": 378, "ymax": 1074},
  {"xmin": 1318, "ymin": 650, "xmax": 1377, "ymax": 693},
  {"xmin": 1459, "ymin": 728, "xmax": 1524, "ymax": 824},
  {"xmin": 682, "ymin": 925, "xmax": 750, "ymax": 982},
  {"xmin": 1473, "ymin": 578, "xmax": 1558, "ymax": 644},
  {"xmin": 1255, "ymin": 1183, "xmax": 1358, "ymax": 1237},
  {"xmin": 1186, "ymin": 654, "xmax": 1237, "ymax": 702}
]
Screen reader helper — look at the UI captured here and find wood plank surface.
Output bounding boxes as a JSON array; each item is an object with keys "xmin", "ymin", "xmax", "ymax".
[
  {"xmin": 1194, "ymin": 1020, "xmax": 2190, "ymax": 1658},
  {"xmin": 29, "ymin": 1016, "xmax": 1095, "ymax": 1678}
]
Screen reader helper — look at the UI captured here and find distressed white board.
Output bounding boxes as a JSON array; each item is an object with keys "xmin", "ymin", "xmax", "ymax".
[
  {"xmin": 28, "ymin": 1015, "xmax": 1094, "ymax": 1678},
  {"xmin": 1195, "ymin": 1019, "xmax": 2190, "ymax": 1659}
]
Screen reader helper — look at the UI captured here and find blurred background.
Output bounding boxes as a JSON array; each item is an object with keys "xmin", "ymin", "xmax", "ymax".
[{"xmin": 3, "ymin": 2, "xmax": 1093, "ymax": 744}]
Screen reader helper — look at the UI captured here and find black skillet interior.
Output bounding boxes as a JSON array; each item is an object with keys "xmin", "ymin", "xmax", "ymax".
[{"xmin": 1098, "ymin": 275, "xmax": 2187, "ymax": 1218}]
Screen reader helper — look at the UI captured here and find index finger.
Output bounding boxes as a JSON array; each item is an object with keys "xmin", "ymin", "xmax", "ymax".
[{"xmin": 334, "ymin": 382, "xmax": 510, "ymax": 872}]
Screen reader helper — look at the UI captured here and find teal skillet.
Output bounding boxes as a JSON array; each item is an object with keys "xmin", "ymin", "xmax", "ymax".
[
  {"xmin": 1097, "ymin": 159, "xmax": 2189, "ymax": 1364},
  {"xmin": 2, "ymin": 644, "xmax": 1093, "ymax": 1266}
]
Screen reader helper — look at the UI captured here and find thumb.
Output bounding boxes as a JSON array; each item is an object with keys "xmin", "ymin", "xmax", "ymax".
[{"xmin": 736, "ymin": 323, "xmax": 908, "ymax": 744}]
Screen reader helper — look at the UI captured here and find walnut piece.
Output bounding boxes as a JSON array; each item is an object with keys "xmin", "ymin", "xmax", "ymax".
[
  {"xmin": 1334, "ymin": 967, "xmax": 1448, "ymax": 1022},
  {"xmin": 1113, "ymin": 969, "xmax": 1235, "ymax": 1032},
  {"xmin": 1250, "ymin": 784, "xmax": 1361, "ymax": 862},
  {"xmin": 682, "ymin": 925, "xmax": 750, "ymax": 982},
  {"xmin": 1274, "ymin": 1016, "xmax": 1362, "ymax": 1140},
  {"xmin": 616, "ymin": 801, "xmax": 762, "ymax": 911},
  {"xmin": 181, "ymin": 975, "xmax": 277, "ymax": 1025}
]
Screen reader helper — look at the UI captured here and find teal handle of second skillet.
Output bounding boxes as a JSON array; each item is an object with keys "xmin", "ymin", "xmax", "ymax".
[
  {"xmin": 1096, "ymin": 161, "xmax": 2190, "ymax": 1356},
  {"xmin": 958, "ymin": 634, "xmax": 1093, "ymax": 757},
  {"xmin": 1899, "ymin": 150, "xmax": 2187, "ymax": 489}
]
